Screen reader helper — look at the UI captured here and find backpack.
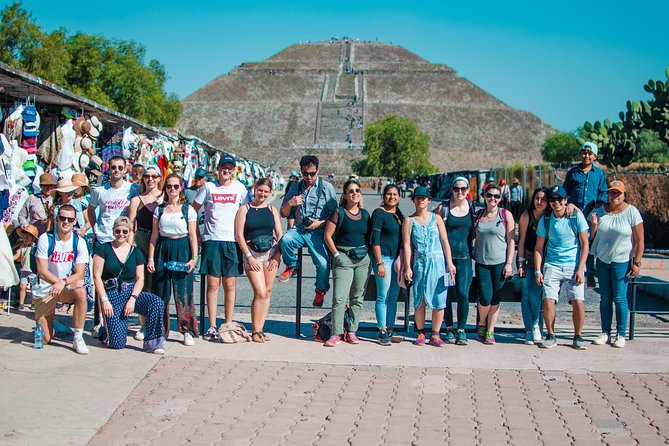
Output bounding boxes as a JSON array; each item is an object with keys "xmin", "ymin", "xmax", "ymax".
[
  {"xmin": 474, "ymin": 207, "xmax": 509, "ymax": 240},
  {"xmin": 312, "ymin": 308, "xmax": 352, "ymax": 342},
  {"xmin": 30, "ymin": 231, "xmax": 80, "ymax": 274},
  {"xmin": 156, "ymin": 203, "xmax": 190, "ymax": 223}
]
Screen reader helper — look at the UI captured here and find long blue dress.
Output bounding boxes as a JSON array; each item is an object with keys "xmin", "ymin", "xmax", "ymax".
[{"xmin": 411, "ymin": 213, "xmax": 448, "ymax": 309}]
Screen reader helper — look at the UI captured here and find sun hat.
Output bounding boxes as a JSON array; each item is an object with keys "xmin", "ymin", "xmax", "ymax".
[
  {"xmin": 52, "ymin": 179, "xmax": 78, "ymax": 195},
  {"xmin": 548, "ymin": 185, "xmax": 568, "ymax": 199},
  {"xmin": 86, "ymin": 118, "xmax": 100, "ymax": 138},
  {"xmin": 18, "ymin": 224, "xmax": 39, "ymax": 240},
  {"xmin": 412, "ymin": 186, "xmax": 431, "ymax": 199},
  {"xmin": 581, "ymin": 142, "xmax": 598, "ymax": 156},
  {"xmin": 513, "ymin": 178, "xmax": 520, "ymax": 184},
  {"xmin": 608, "ymin": 180, "xmax": 625, "ymax": 193},
  {"xmin": 39, "ymin": 172, "xmax": 56, "ymax": 186},
  {"xmin": 71, "ymin": 173, "xmax": 88, "ymax": 187},
  {"xmin": 218, "ymin": 153, "xmax": 236, "ymax": 167}
]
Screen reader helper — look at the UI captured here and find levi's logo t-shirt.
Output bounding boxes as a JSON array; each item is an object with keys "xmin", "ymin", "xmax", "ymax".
[{"xmin": 195, "ymin": 180, "xmax": 250, "ymax": 242}]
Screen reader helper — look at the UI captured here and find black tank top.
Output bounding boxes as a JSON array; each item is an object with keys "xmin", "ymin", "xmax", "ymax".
[
  {"xmin": 525, "ymin": 211, "xmax": 539, "ymax": 252},
  {"xmin": 244, "ymin": 205, "xmax": 274, "ymax": 240},
  {"xmin": 136, "ymin": 204, "xmax": 154, "ymax": 231}
]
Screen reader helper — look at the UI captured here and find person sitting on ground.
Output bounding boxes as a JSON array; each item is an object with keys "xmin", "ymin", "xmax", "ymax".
[
  {"xmin": 32, "ymin": 204, "xmax": 90, "ymax": 354},
  {"xmin": 94, "ymin": 217, "xmax": 166, "ymax": 353},
  {"xmin": 534, "ymin": 185, "xmax": 589, "ymax": 350},
  {"xmin": 14, "ymin": 225, "xmax": 38, "ymax": 310},
  {"xmin": 589, "ymin": 180, "xmax": 644, "ymax": 349},
  {"xmin": 235, "ymin": 178, "xmax": 283, "ymax": 343},
  {"xmin": 278, "ymin": 155, "xmax": 338, "ymax": 308}
]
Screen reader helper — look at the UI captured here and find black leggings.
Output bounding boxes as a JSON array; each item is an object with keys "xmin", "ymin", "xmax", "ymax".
[
  {"xmin": 445, "ymin": 258, "xmax": 472, "ymax": 328},
  {"xmin": 476, "ymin": 262, "xmax": 506, "ymax": 307}
]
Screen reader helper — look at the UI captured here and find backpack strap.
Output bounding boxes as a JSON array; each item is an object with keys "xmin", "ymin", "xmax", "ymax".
[
  {"xmin": 439, "ymin": 200, "xmax": 450, "ymax": 221},
  {"xmin": 181, "ymin": 203, "xmax": 189, "ymax": 221},
  {"xmin": 474, "ymin": 208, "xmax": 486, "ymax": 228}
]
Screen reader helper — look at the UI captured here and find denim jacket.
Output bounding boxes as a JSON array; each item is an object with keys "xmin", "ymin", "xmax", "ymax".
[{"xmin": 563, "ymin": 164, "xmax": 608, "ymax": 216}]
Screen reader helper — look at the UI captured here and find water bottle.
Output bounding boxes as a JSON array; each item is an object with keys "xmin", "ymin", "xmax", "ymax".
[
  {"xmin": 34, "ymin": 322, "xmax": 44, "ymax": 349},
  {"xmin": 165, "ymin": 261, "xmax": 190, "ymax": 272}
]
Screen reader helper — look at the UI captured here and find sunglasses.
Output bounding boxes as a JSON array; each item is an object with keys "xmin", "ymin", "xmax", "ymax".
[
  {"xmin": 485, "ymin": 193, "xmax": 501, "ymax": 199},
  {"xmin": 452, "ymin": 186, "xmax": 468, "ymax": 192},
  {"xmin": 218, "ymin": 165, "xmax": 234, "ymax": 171},
  {"xmin": 114, "ymin": 229, "xmax": 129, "ymax": 235},
  {"xmin": 109, "ymin": 165, "xmax": 125, "ymax": 171},
  {"xmin": 144, "ymin": 174, "xmax": 160, "ymax": 180},
  {"xmin": 165, "ymin": 184, "xmax": 181, "ymax": 190},
  {"xmin": 549, "ymin": 196, "xmax": 564, "ymax": 202},
  {"xmin": 348, "ymin": 188, "xmax": 361, "ymax": 194},
  {"xmin": 58, "ymin": 216, "xmax": 76, "ymax": 223},
  {"xmin": 301, "ymin": 171, "xmax": 317, "ymax": 177}
]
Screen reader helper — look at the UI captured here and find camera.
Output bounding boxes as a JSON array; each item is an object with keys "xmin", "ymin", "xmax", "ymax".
[
  {"xmin": 303, "ymin": 217, "xmax": 313, "ymax": 227},
  {"xmin": 103, "ymin": 278, "xmax": 119, "ymax": 290}
]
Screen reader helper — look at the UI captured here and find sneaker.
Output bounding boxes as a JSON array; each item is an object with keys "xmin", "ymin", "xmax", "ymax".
[
  {"xmin": 484, "ymin": 331, "xmax": 495, "ymax": 345},
  {"xmin": 612, "ymin": 335, "xmax": 626, "ymax": 348},
  {"xmin": 540, "ymin": 334, "xmax": 557, "ymax": 349},
  {"xmin": 152, "ymin": 348, "xmax": 165, "ymax": 355},
  {"xmin": 532, "ymin": 325, "xmax": 542, "ymax": 343},
  {"xmin": 413, "ymin": 332, "xmax": 426, "ymax": 346},
  {"xmin": 278, "ymin": 266, "xmax": 297, "ymax": 283},
  {"xmin": 591, "ymin": 333, "xmax": 609, "ymax": 345},
  {"xmin": 91, "ymin": 324, "xmax": 101, "ymax": 338},
  {"xmin": 312, "ymin": 289, "xmax": 326, "ymax": 308},
  {"xmin": 455, "ymin": 329, "xmax": 468, "ymax": 346},
  {"xmin": 344, "ymin": 332, "xmax": 360, "ymax": 344},
  {"xmin": 184, "ymin": 332, "xmax": 195, "ymax": 346},
  {"xmin": 428, "ymin": 334, "xmax": 446, "ymax": 347},
  {"xmin": 389, "ymin": 331, "xmax": 404, "ymax": 343},
  {"xmin": 73, "ymin": 338, "xmax": 89, "ymax": 355},
  {"xmin": 378, "ymin": 330, "xmax": 391, "ymax": 346},
  {"xmin": 477, "ymin": 325, "xmax": 487, "ymax": 342},
  {"xmin": 193, "ymin": 275, "xmax": 201, "ymax": 282},
  {"xmin": 134, "ymin": 327, "xmax": 145, "ymax": 341},
  {"xmin": 205, "ymin": 326, "xmax": 219, "ymax": 341},
  {"xmin": 573, "ymin": 335, "xmax": 587, "ymax": 350},
  {"xmin": 525, "ymin": 331, "xmax": 535, "ymax": 345},
  {"xmin": 324, "ymin": 334, "xmax": 341, "ymax": 347},
  {"xmin": 444, "ymin": 329, "xmax": 456, "ymax": 344}
]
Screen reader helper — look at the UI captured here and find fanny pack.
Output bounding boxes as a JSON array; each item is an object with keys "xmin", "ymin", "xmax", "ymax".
[
  {"xmin": 247, "ymin": 234, "xmax": 275, "ymax": 253},
  {"xmin": 340, "ymin": 246, "xmax": 368, "ymax": 261}
]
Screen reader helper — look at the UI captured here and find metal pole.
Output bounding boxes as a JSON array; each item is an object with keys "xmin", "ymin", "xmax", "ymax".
[
  {"xmin": 295, "ymin": 249, "xmax": 303, "ymax": 337},
  {"xmin": 629, "ymin": 277, "xmax": 636, "ymax": 340},
  {"xmin": 404, "ymin": 288, "xmax": 409, "ymax": 332},
  {"xmin": 199, "ymin": 274, "xmax": 205, "ymax": 336}
]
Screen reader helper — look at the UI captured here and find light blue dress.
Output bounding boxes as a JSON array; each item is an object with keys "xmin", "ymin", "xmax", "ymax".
[{"xmin": 411, "ymin": 213, "xmax": 448, "ymax": 309}]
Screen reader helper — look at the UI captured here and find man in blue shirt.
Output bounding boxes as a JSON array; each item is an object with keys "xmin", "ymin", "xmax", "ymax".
[
  {"xmin": 279, "ymin": 155, "xmax": 338, "ymax": 307},
  {"xmin": 563, "ymin": 141, "xmax": 607, "ymax": 287},
  {"xmin": 534, "ymin": 185, "xmax": 590, "ymax": 350}
]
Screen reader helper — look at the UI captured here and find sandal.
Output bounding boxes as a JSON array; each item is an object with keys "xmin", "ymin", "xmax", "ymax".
[
  {"xmin": 251, "ymin": 331, "xmax": 264, "ymax": 343},
  {"xmin": 260, "ymin": 331, "xmax": 271, "ymax": 342}
]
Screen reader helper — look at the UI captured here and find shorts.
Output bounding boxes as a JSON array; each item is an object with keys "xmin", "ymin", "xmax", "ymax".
[
  {"xmin": 243, "ymin": 245, "xmax": 278, "ymax": 270},
  {"xmin": 33, "ymin": 287, "xmax": 78, "ymax": 320},
  {"xmin": 200, "ymin": 240, "xmax": 243, "ymax": 277},
  {"xmin": 542, "ymin": 264, "xmax": 585, "ymax": 303},
  {"xmin": 20, "ymin": 271, "xmax": 36, "ymax": 285}
]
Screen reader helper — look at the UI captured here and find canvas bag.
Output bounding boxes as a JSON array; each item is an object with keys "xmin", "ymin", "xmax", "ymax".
[{"xmin": 218, "ymin": 321, "xmax": 252, "ymax": 343}]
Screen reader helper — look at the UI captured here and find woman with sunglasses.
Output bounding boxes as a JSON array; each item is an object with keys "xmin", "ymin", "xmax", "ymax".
[
  {"xmin": 235, "ymin": 178, "xmax": 283, "ymax": 343},
  {"xmin": 370, "ymin": 184, "xmax": 405, "ymax": 345},
  {"xmin": 402, "ymin": 187, "xmax": 456, "ymax": 347},
  {"xmin": 92, "ymin": 217, "xmax": 165, "ymax": 353},
  {"xmin": 517, "ymin": 187, "xmax": 549, "ymax": 345},
  {"xmin": 323, "ymin": 179, "xmax": 370, "ymax": 347},
  {"xmin": 589, "ymin": 180, "xmax": 644, "ymax": 348},
  {"xmin": 474, "ymin": 183, "xmax": 515, "ymax": 345},
  {"xmin": 434, "ymin": 177, "xmax": 475, "ymax": 345},
  {"xmin": 147, "ymin": 174, "xmax": 199, "ymax": 345}
]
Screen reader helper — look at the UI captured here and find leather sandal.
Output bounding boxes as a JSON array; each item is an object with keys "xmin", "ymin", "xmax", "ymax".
[
  {"xmin": 260, "ymin": 331, "xmax": 270, "ymax": 341},
  {"xmin": 251, "ymin": 331, "xmax": 264, "ymax": 343}
]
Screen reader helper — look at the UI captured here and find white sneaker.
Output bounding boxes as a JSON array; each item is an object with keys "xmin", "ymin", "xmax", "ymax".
[
  {"xmin": 612, "ymin": 335, "xmax": 626, "ymax": 348},
  {"xmin": 532, "ymin": 325, "xmax": 542, "ymax": 343},
  {"xmin": 591, "ymin": 333, "xmax": 609, "ymax": 345},
  {"xmin": 152, "ymin": 348, "xmax": 165, "ymax": 355},
  {"xmin": 184, "ymin": 332, "xmax": 195, "ymax": 346},
  {"xmin": 524, "ymin": 331, "xmax": 534, "ymax": 345},
  {"xmin": 134, "ymin": 327, "xmax": 145, "ymax": 341},
  {"xmin": 73, "ymin": 338, "xmax": 89, "ymax": 355}
]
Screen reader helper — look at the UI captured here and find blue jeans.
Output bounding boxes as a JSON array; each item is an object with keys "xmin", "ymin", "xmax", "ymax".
[
  {"xmin": 596, "ymin": 259, "xmax": 630, "ymax": 337},
  {"xmin": 521, "ymin": 266, "xmax": 543, "ymax": 333},
  {"xmin": 445, "ymin": 258, "xmax": 472, "ymax": 329},
  {"xmin": 373, "ymin": 256, "xmax": 399, "ymax": 330},
  {"xmin": 280, "ymin": 228, "xmax": 331, "ymax": 292}
]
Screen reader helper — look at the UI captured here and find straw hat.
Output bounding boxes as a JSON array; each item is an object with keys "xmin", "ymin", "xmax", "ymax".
[
  {"xmin": 52, "ymin": 179, "xmax": 78, "ymax": 195},
  {"xmin": 39, "ymin": 172, "xmax": 56, "ymax": 186},
  {"xmin": 86, "ymin": 118, "xmax": 100, "ymax": 138},
  {"xmin": 71, "ymin": 173, "xmax": 88, "ymax": 187},
  {"xmin": 17, "ymin": 224, "xmax": 39, "ymax": 240}
]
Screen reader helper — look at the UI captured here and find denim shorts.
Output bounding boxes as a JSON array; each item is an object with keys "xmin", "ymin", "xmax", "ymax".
[{"xmin": 542, "ymin": 264, "xmax": 585, "ymax": 303}]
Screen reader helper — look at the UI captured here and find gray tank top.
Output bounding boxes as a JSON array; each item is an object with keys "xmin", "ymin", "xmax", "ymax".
[{"xmin": 474, "ymin": 212, "xmax": 508, "ymax": 265}]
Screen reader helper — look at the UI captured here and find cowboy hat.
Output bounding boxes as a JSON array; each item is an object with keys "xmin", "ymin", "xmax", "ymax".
[
  {"xmin": 17, "ymin": 225, "xmax": 39, "ymax": 240},
  {"xmin": 39, "ymin": 172, "xmax": 56, "ymax": 186}
]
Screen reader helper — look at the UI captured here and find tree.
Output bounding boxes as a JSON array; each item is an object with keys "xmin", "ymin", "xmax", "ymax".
[
  {"xmin": 541, "ymin": 132, "xmax": 580, "ymax": 163},
  {"xmin": 354, "ymin": 115, "xmax": 434, "ymax": 180},
  {"xmin": 636, "ymin": 129, "xmax": 669, "ymax": 163},
  {"xmin": 0, "ymin": 2, "xmax": 182, "ymax": 127}
]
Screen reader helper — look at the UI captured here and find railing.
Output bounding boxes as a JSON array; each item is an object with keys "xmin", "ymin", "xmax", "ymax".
[{"xmin": 628, "ymin": 277, "xmax": 669, "ymax": 340}]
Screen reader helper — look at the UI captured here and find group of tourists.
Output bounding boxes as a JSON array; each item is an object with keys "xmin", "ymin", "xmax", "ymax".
[{"xmin": 14, "ymin": 141, "xmax": 645, "ymax": 354}]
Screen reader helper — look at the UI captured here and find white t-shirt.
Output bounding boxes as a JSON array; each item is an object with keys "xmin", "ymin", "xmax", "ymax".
[
  {"xmin": 195, "ymin": 180, "xmax": 250, "ymax": 242},
  {"xmin": 33, "ymin": 232, "xmax": 89, "ymax": 299},
  {"xmin": 89, "ymin": 181, "xmax": 140, "ymax": 243},
  {"xmin": 154, "ymin": 205, "xmax": 197, "ymax": 237},
  {"xmin": 591, "ymin": 205, "xmax": 643, "ymax": 264}
]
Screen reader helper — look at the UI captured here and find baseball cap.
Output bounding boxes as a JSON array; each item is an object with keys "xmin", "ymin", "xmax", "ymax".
[
  {"xmin": 194, "ymin": 168, "xmax": 209, "ymax": 179},
  {"xmin": 218, "ymin": 154, "xmax": 236, "ymax": 167},
  {"xmin": 548, "ymin": 185, "xmax": 567, "ymax": 199},
  {"xmin": 581, "ymin": 142, "xmax": 598, "ymax": 156},
  {"xmin": 412, "ymin": 186, "xmax": 431, "ymax": 199},
  {"xmin": 608, "ymin": 180, "xmax": 625, "ymax": 193}
]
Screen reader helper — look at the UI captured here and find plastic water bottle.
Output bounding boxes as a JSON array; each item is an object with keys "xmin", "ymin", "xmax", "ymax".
[
  {"xmin": 165, "ymin": 261, "xmax": 190, "ymax": 272},
  {"xmin": 34, "ymin": 322, "xmax": 44, "ymax": 349}
]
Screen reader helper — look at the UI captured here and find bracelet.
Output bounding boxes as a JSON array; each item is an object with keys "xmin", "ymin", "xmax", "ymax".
[
  {"xmin": 67, "ymin": 284, "xmax": 72, "ymax": 291},
  {"xmin": 377, "ymin": 261, "xmax": 384, "ymax": 266},
  {"xmin": 333, "ymin": 252, "xmax": 340, "ymax": 258},
  {"xmin": 192, "ymin": 257, "xmax": 198, "ymax": 261},
  {"xmin": 148, "ymin": 257, "xmax": 154, "ymax": 261},
  {"xmin": 245, "ymin": 252, "xmax": 253, "ymax": 259},
  {"xmin": 129, "ymin": 295, "xmax": 137, "ymax": 300},
  {"xmin": 534, "ymin": 271, "xmax": 542, "ymax": 276},
  {"xmin": 517, "ymin": 257, "xmax": 526, "ymax": 262},
  {"xmin": 100, "ymin": 295, "xmax": 109, "ymax": 302}
]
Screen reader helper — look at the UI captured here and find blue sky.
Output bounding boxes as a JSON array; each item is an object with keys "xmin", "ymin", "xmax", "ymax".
[{"xmin": 9, "ymin": 0, "xmax": 668, "ymax": 132}]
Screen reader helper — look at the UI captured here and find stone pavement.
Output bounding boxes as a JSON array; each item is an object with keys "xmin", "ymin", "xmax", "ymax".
[{"xmin": 2, "ymin": 310, "xmax": 669, "ymax": 446}]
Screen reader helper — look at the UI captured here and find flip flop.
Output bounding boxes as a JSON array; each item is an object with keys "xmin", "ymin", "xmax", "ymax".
[{"xmin": 260, "ymin": 331, "xmax": 271, "ymax": 342}]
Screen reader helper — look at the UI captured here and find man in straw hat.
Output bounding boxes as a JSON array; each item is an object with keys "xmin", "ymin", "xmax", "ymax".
[
  {"xmin": 33, "ymin": 204, "xmax": 90, "ymax": 354},
  {"xmin": 15, "ymin": 224, "xmax": 38, "ymax": 310},
  {"xmin": 19, "ymin": 172, "xmax": 56, "ymax": 236}
]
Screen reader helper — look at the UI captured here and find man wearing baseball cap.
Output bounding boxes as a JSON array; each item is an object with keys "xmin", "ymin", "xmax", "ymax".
[
  {"xmin": 194, "ymin": 154, "xmax": 250, "ymax": 339},
  {"xmin": 563, "ymin": 141, "xmax": 608, "ymax": 288},
  {"xmin": 534, "ymin": 185, "xmax": 590, "ymax": 350}
]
